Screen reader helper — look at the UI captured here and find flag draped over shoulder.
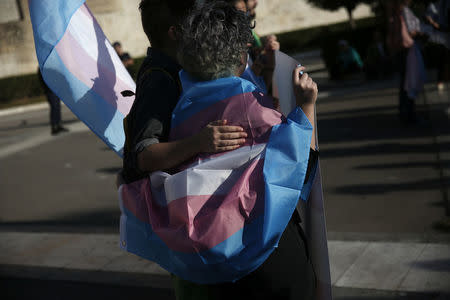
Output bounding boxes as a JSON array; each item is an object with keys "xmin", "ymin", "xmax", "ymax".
[
  {"xmin": 119, "ymin": 71, "xmax": 314, "ymax": 284},
  {"xmin": 28, "ymin": 0, "xmax": 135, "ymax": 156}
]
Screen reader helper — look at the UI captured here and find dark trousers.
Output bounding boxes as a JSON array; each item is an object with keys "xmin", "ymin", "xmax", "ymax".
[
  {"xmin": 398, "ymin": 49, "xmax": 417, "ymax": 123},
  {"xmin": 46, "ymin": 90, "xmax": 61, "ymax": 127},
  {"xmin": 174, "ymin": 214, "xmax": 317, "ymax": 300},
  {"xmin": 437, "ymin": 45, "xmax": 450, "ymax": 83}
]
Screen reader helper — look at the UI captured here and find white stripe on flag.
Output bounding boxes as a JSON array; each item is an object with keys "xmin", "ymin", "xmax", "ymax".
[
  {"xmin": 149, "ymin": 144, "xmax": 266, "ymax": 205},
  {"xmin": 67, "ymin": 6, "xmax": 135, "ymax": 87}
]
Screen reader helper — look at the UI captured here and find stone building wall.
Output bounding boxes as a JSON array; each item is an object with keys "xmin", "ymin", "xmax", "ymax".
[
  {"xmin": 0, "ymin": 0, "xmax": 372, "ymax": 79},
  {"xmin": 253, "ymin": 0, "xmax": 373, "ymax": 36},
  {"xmin": 0, "ymin": 0, "xmax": 37, "ymax": 79},
  {"xmin": 0, "ymin": 0, "xmax": 147, "ymax": 79}
]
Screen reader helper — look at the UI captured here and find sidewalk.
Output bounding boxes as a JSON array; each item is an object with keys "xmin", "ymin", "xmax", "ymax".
[{"xmin": 1, "ymin": 231, "xmax": 449, "ymax": 296}]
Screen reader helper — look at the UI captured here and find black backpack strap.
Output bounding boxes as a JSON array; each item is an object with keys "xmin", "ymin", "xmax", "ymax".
[
  {"xmin": 122, "ymin": 66, "xmax": 181, "ymax": 153},
  {"xmin": 121, "ymin": 67, "xmax": 182, "ymax": 98}
]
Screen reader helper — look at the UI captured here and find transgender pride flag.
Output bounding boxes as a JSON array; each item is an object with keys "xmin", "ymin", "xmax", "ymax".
[
  {"xmin": 119, "ymin": 70, "xmax": 315, "ymax": 284},
  {"xmin": 29, "ymin": 0, "xmax": 135, "ymax": 156}
]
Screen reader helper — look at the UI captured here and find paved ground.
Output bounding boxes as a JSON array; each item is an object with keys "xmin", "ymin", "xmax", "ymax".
[
  {"xmin": 0, "ymin": 106, "xmax": 121, "ymax": 233},
  {"xmin": 320, "ymin": 84, "xmax": 449, "ymax": 238},
  {"xmin": 0, "ymin": 53, "xmax": 449, "ymax": 298},
  {"xmin": 1, "ymin": 278, "xmax": 444, "ymax": 300},
  {"xmin": 1, "ymin": 231, "xmax": 449, "ymax": 298}
]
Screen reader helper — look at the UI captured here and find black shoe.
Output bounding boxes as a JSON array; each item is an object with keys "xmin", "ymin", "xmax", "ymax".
[
  {"xmin": 57, "ymin": 125, "xmax": 69, "ymax": 133},
  {"xmin": 51, "ymin": 125, "xmax": 69, "ymax": 135}
]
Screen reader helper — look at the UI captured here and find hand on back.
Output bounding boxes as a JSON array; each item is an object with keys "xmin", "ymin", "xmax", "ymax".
[{"xmin": 196, "ymin": 120, "xmax": 247, "ymax": 153}]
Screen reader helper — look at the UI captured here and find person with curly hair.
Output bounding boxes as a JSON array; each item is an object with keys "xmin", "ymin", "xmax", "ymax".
[
  {"xmin": 120, "ymin": 0, "xmax": 248, "ymax": 185},
  {"xmin": 170, "ymin": 2, "xmax": 318, "ymax": 299}
]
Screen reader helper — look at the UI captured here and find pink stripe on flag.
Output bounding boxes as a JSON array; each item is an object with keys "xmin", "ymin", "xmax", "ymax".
[
  {"xmin": 170, "ymin": 91, "xmax": 283, "ymax": 144},
  {"xmin": 54, "ymin": 27, "xmax": 133, "ymax": 116},
  {"xmin": 121, "ymin": 158, "xmax": 265, "ymax": 253},
  {"xmin": 121, "ymin": 177, "xmax": 152, "ymax": 224},
  {"xmin": 77, "ymin": 4, "xmax": 132, "ymax": 86}
]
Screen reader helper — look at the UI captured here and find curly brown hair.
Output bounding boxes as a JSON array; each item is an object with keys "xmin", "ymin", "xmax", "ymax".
[{"xmin": 177, "ymin": 1, "xmax": 253, "ymax": 80}]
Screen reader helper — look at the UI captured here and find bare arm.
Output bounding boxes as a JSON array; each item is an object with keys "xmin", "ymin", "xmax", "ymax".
[
  {"xmin": 118, "ymin": 139, "xmax": 196, "ymax": 188},
  {"xmin": 137, "ymin": 120, "xmax": 247, "ymax": 173},
  {"xmin": 292, "ymin": 65, "xmax": 318, "ymax": 149},
  {"xmin": 425, "ymin": 15, "xmax": 440, "ymax": 29}
]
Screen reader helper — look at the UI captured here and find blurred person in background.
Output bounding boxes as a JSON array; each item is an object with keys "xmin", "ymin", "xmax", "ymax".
[
  {"xmin": 219, "ymin": 0, "xmax": 280, "ymax": 98},
  {"xmin": 37, "ymin": 68, "xmax": 69, "ymax": 135},
  {"xmin": 225, "ymin": 0, "xmax": 246, "ymax": 11},
  {"xmin": 386, "ymin": 0, "xmax": 427, "ymax": 124},
  {"xmin": 364, "ymin": 30, "xmax": 392, "ymax": 80},
  {"xmin": 205, "ymin": 0, "xmax": 281, "ymax": 100},
  {"xmin": 243, "ymin": 0, "xmax": 281, "ymax": 69},
  {"xmin": 113, "ymin": 41, "xmax": 134, "ymax": 70},
  {"xmin": 334, "ymin": 39, "xmax": 364, "ymax": 79},
  {"xmin": 244, "ymin": 0, "xmax": 262, "ymax": 59},
  {"xmin": 425, "ymin": 0, "xmax": 450, "ymax": 91}
]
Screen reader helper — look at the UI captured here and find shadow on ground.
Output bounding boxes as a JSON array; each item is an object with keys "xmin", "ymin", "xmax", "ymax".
[{"xmin": 0, "ymin": 209, "xmax": 120, "ymax": 233}]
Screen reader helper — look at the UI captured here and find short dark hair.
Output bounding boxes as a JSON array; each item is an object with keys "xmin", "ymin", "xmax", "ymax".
[
  {"xmin": 112, "ymin": 41, "xmax": 121, "ymax": 48},
  {"xmin": 177, "ymin": 1, "xmax": 253, "ymax": 80},
  {"xmin": 139, "ymin": 0, "xmax": 195, "ymax": 47}
]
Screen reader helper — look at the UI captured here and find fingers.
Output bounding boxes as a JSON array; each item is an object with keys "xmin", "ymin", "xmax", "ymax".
[
  {"xmin": 293, "ymin": 64, "xmax": 318, "ymax": 106},
  {"xmin": 299, "ymin": 72, "xmax": 310, "ymax": 84},
  {"xmin": 293, "ymin": 65, "xmax": 316, "ymax": 89},
  {"xmin": 217, "ymin": 125, "xmax": 245, "ymax": 133},
  {"xmin": 209, "ymin": 121, "xmax": 247, "ymax": 134},
  {"xmin": 209, "ymin": 137, "xmax": 246, "ymax": 153},
  {"xmin": 293, "ymin": 65, "xmax": 306, "ymax": 84},
  {"xmin": 305, "ymin": 76, "xmax": 313, "ymax": 86},
  {"xmin": 220, "ymin": 132, "xmax": 247, "ymax": 140},
  {"xmin": 217, "ymin": 138, "xmax": 246, "ymax": 147},
  {"xmin": 209, "ymin": 119, "xmax": 227, "ymax": 126},
  {"xmin": 204, "ymin": 122, "xmax": 249, "ymax": 153}
]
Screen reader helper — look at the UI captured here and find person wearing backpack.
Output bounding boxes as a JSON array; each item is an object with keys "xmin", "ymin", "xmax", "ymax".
[{"xmin": 121, "ymin": 0, "xmax": 248, "ymax": 185}]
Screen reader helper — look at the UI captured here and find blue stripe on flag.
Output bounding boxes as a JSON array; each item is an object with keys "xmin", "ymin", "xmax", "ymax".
[
  {"xmin": 120, "ymin": 206, "xmax": 274, "ymax": 284},
  {"xmin": 29, "ymin": 0, "xmax": 86, "ymax": 66},
  {"xmin": 262, "ymin": 107, "xmax": 313, "ymax": 241},
  {"xmin": 241, "ymin": 66, "xmax": 267, "ymax": 94},
  {"xmin": 171, "ymin": 71, "xmax": 257, "ymax": 128},
  {"xmin": 44, "ymin": 50, "xmax": 125, "ymax": 155}
]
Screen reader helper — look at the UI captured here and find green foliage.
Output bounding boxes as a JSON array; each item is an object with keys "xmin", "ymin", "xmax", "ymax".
[
  {"xmin": 307, "ymin": 0, "xmax": 374, "ymax": 12},
  {"xmin": 0, "ymin": 73, "xmax": 44, "ymax": 103},
  {"xmin": 307, "ymin": 0, "xmax": 376, "ymax": 28},
  {"xmin": 274, "ymin": 17, "xmax": 380, "ymax": 80},
  {"xmin": 276, "ymin": 17, "xmax": 377, "ymax": 55}
]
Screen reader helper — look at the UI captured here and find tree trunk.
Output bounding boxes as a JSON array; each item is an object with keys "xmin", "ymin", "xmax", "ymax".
[
  {"xmin": 346, "ymin": 6, "xmax": 356, "ymax": 29},
  {"xmin": 16, "ymin": 0, "xmax": 24, "ymax": 20}
]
